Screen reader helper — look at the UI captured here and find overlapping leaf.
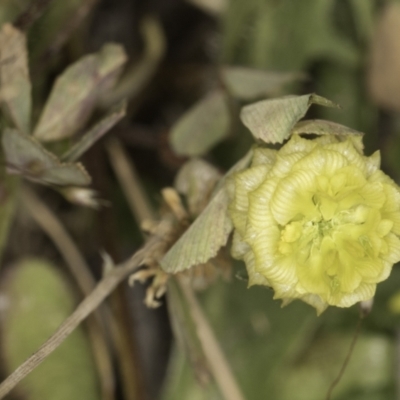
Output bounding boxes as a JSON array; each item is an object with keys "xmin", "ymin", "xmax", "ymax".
[
  {"xmin": 175, "ymin": 159, "xmax": 221, "ymax": 216},
  {"xmin": 221, "ymin": 66, "xmax": 305, "ymax": 100},
  {"xmin": 161, "ymin": 150, "xmax": 253, "ymax": 274},
  {"xmin": 2, "ymin": 128, "xmax": 91, "ymax": 186},
  {"xmin": 161, "ymin": 187, "xmax": 232, "ymax": 274},
  {"xmin": 240, "ymin": 93, "xmax": 339, "ymax": 144},
  {"xmin": 33, "ymin": 43, "xmax": 127, "ymax": 142},
  {"xmin": 0, "ymin": 23, "xmax": 31, "ymax": 134},
  {"xmin": 292, "ymin": 119, "xmax": 363, "ymax": 137},
  {"xmin": 170, "ymin": 89, "xmax": 230, "ymax": 157}
]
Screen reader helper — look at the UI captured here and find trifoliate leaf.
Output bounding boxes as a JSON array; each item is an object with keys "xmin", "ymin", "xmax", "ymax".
[
  {"xmin": 0, "ymin": 23, "xmax": 31, "ymax": 134},
  {"xmin": 240, "ymin": 93, "xmax": 339, "ymax": 144},
  {"xmin": 33, "ymin": 43, "xmax": 127, "ymax": 142},
  {"xmin": 2, "ymin": 128, "xmax": 91, "ymax": 186},
  {"xmin": 0, "ymin": 258, "xmax": 100, "ymax": 400},
  {"xmin": 221, "ymin": 66, "xmax": 305, "ymax": 100},
  {"xmin": 62, "ymin": 101, "xmax": 126, "ymax": 162},
  {"xmin": 170, "ymin": 89, "xmax": 230, "ymax": 157},
  {"xmin": 292, "ymin": 119, "xmax": 363, "ymax": 138},
  {"xmin": 175, "ymin": 158, "xmax": 221, "ymax": 216}
]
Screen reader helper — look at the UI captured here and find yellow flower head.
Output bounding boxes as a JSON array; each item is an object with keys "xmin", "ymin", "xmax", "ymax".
[{"xmin": 229, "ymin": 134, "xmax": 400, "ymax": 314}]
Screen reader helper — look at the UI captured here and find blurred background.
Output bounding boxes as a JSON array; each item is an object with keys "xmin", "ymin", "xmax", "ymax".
[{"xmin": 1, "ymin": 0, "xmax": 400, "ymax": 399}]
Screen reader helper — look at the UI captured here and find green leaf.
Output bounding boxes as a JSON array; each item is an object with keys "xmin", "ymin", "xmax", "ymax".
[
  {"xmin": 161, "ymin": 149, "xmax": 253, "ymax": 273},
  {"xmin": 221, "ymin": 66, "xmax": 305, "ymax": 100},
  {"xmin": 2, "ymin": 128, "xmax": 91, "ymax": 186},
  {"xmin": 161, "ymin": 187, "xmax": 232, "ymax": 273},
  {"xmin": 0, "ymin": 23, "xmax": 31, "ymax": 134},
  {"xmin": 292, "ymin": 119, "xmax": 364, "ymax": 137},
  {"xmin": 240, "ymin": 93, "xmax": 339, "ymax": 144},
  {"xmin": 169, "ymin": 90, "xmax": 230, "ymax": 157},
  {"xmin": 33, "ymin": 43, "xmax": 127, "ymax": 142},
  {"xmin": 0, "ymin": 258, "xmax": 101, "ymax": 400},
  {"xmin": 62, "ymin": 101, "xmax": 126, "ymax": 162},
  {"xmin": 175, "ymin": 158, "xmax": 221, "ymax": 216}
]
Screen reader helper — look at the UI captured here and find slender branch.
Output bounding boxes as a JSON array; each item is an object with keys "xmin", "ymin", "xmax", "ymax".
[
  {"xmin": 325, "ymin": 316, "xmax": 363, "ymax": 400},
  {"xmin": 107, "ymin": 138, "xmax": 156, "ymax": 223},
  {"xmin": 21, "ymin": 186, "xmax": 116, "ymax": 400},
  {"xmin": 0, "ymin": 220, "xmax": 173, "ymax": 399},
  {"xmin": 177, "ymin": 276, "xmax": 246, "ymax": 400}
]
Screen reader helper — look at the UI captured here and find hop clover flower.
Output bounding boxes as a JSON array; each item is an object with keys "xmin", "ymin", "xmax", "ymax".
[{"xmin": 229, "ymin": 134, "xmax": 400, "ymax": 314}]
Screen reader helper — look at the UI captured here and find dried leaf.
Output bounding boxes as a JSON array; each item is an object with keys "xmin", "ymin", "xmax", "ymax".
[
  {"xmin": 170, "ymin": 90, "xmax": 230, "ymax": 157},
  {"xmin": 175, "ymin": 158, "xmax": 221, "ymax": 216},
  {"xmin": 240, "ymin": 94, "xmax": 339, "ymax": 144},
  {"xmin": 292, "ymin": 119, "xmax": 363, "ymax": 138},
  {"xmin": 62, "ymin": 101, "xmax": 126, "ymax": 162},
  {"xmin": 33, "ymin": 43, "xmax": 127, "ymax": 142},
  {"xmin": 2, "ymin": 128, "xmax": 91, "ymax": 186},
  {"xmin": 0, "ymin": 258, "xmax": 101, "ymax": 400},
  {"xmin": 0, "ymin": 23, "xmax": 31, "ymax": 134},
  {"xmin": 221, "ymin": 66, "xmax": 305, "ymax": 100},
  {"xmin": 367, "ymin": 2, "xmax": 400, "ymax": 112}
]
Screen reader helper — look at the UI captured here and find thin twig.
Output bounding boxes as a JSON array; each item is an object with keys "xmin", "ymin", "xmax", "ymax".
[
  {"xmin": 176, "ymin": 276, "xmax": 245, "ymax": 400},
  {"xmin": 325, "ymin": 316, "xmax": 364, "ymax": 400},
  {"xmin": 107, "ymin": 138, "xmax": 156, "ymax": 222},
  {"xmin": 21, "ymin": 186, "xmax": 115, "ymax": 400},
  {"xmin": 0, "ymin": 220, "xmax": 172, "ymax": 399}
]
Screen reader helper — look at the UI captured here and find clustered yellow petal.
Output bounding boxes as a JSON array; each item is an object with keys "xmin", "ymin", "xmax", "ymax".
[{"xmin": 229, "ymin": 134, "xmax": 400, "ymax": 314}]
